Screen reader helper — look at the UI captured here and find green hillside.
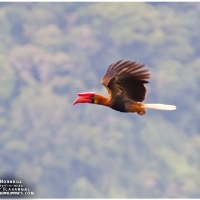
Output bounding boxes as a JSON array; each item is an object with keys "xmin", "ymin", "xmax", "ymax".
[{"xmin": 0, "ymin": 2, "xmax": 200, "ymax": 198}]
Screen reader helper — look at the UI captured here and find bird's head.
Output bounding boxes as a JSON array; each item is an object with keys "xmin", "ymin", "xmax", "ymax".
[{"xmin": 73, "ymin": 92, "xmax": 96, "ymax": 105}]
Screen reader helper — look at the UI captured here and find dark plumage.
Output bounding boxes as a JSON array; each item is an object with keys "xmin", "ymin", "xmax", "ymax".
[{"xmin": 101, "ymin": 60, "xmax": 150, "ymax": 103}]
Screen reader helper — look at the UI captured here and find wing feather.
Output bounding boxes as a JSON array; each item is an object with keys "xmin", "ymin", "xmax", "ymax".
[{"xmin": 101, "ymin": 60, "xmax": 150, "ymax": 102}]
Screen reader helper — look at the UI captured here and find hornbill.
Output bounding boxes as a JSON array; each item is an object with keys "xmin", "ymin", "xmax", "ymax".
[{"xmin": 73, "ymin": 60, "xmax": 176, "ymax": 115}]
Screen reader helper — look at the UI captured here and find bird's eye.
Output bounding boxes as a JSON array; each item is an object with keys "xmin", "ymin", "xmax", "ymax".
[{"xmin": 90, "ymin": 96, "xmax": 94, "ymax": 103}]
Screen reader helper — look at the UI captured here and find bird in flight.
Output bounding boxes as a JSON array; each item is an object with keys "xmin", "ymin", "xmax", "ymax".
[{"xmin": 73, "ymin": 60, "xmax": 176, "ymax": 115}]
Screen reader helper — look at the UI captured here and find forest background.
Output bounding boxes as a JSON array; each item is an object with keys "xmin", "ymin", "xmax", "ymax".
[{"xmin": 0, "ymin": 2, "xmax": 200, "ymax": 198}]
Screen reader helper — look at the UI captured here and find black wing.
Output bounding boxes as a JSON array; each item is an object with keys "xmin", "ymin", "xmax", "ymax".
[{"xmin": 101, "ymin": 60, "xmax": 150, "ymax": 102}]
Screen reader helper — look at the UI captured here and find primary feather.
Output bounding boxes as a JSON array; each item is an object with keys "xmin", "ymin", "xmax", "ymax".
[{"xmin": 101, "ymin": 60, "xmax": 150, "ymax": 102}]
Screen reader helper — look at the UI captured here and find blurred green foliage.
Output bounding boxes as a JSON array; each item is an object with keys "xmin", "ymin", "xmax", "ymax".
[{"xmin": 0, "ymin": 2, "xmax": 200, "ymax": 198}]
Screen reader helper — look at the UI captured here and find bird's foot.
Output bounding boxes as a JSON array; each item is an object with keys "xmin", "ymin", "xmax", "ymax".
[{"xmin": 137, "ymin": 110, "xmax": 146, "ymax": 115}]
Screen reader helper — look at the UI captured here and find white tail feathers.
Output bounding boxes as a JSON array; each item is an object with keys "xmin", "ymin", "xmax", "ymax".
[{"xmin": 143, "ymin": 104, "xmax": 176, "ymax": 110}]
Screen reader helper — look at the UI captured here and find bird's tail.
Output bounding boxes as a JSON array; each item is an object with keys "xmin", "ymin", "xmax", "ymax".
[{"xmin": 142, "ymin": 103, "xmax": 176, "ymax": 110}]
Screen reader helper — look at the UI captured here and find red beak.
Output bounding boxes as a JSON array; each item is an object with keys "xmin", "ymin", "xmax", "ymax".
[
  {"xmin": 73, "ymin": 96, "xmax": 91, "ymax": 105},
  {"xmin": 73, "ymin": 92, "xmax": 95, "ymax": 105}
]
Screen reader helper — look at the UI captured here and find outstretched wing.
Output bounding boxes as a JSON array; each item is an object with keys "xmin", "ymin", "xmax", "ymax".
[{"xmin": 101, "ymin": 60, "xmax": 150, "ymax": 102}]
